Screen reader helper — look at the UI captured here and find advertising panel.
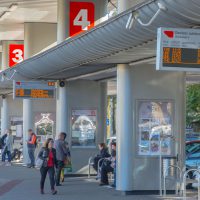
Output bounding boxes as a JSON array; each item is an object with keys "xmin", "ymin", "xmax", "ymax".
[
  {"xmin": 71, "ymin": 109, "xmax": 97, "ymax": 147},
  {"xmin": 137, "ymin": 100, "xmax": 173, "ymax": 156}
]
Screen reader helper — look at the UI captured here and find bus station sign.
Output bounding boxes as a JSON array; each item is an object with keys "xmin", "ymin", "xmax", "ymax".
[
  {"xmin": 9, "ymin": 44, "xmax": 24, "ymax": 68},
  {"xmin": 13, "ymin": 81, "xmax": 56, "ymax": 99},
  {"xmin": 156, "ymin": 28, "xmax": 200, "ymax": 71}
]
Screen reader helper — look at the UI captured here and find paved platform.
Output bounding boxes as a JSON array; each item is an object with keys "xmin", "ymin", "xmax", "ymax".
[{"xmin": 0, "ymin": 165, "xmax": 198, "ymax": 200}]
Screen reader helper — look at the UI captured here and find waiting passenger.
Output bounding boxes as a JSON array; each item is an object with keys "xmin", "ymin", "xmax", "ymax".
[
  {"xmin": 54, "ymin": 132, "xmax": 69, "ymax": 186},
  {"xmin": 93, "ymin": 143, "xmax": 110, "ymax": 172},
  {"xmin": 1, "ymin": 129, "xmax": 13, "ymax": 166},
  {"xmin": 38, "ymin": 138, "xmax": 57, "ymax": 195},
  {"xmin": 27, "ymin": 129, "xmax": 37, "ymax": 168},
  {"xmin": 99, "ymin": 142, "xmax": 116, "ymax": 186},
  {"xmin": 60, "ymin": 135, "xmax": 71, "ymax": 183}
]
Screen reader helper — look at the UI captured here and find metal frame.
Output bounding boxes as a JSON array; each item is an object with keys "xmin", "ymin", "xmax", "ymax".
[
  {"xmin": 183, "ymin": 169, "xmax": 200, "ymax": 200},
  {"xmin": 163, "ymin": 165, "xmax": 182, "ymax": 196}
]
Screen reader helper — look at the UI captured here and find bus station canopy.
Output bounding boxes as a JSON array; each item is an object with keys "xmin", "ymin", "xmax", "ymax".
[{"xmin": 0, "ymin": 0, "xmax": 200, "ymax": 89}]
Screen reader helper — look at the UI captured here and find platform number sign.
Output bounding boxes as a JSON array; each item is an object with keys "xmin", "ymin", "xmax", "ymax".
[
  {"xmin": 70, "ymin": 2, "xmax": 95, "ymax": 37},
  {"xmin": 9, "ymin": 44, "xmax": 24, "ymax": 67}
]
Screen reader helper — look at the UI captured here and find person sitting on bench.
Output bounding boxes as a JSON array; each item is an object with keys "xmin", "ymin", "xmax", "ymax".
[
  {"xmin": 93, "ymin": 143, "xmax": 110, "ymax": 172},
  {"xmin": 99, "ymin": 142, "xmax": 116, "ymax": 186}
]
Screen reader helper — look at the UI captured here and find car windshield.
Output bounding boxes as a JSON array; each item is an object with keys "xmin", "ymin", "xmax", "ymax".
[{"xmin": 186, "ymin": 142, "xmax": 200, "ymax": 154}]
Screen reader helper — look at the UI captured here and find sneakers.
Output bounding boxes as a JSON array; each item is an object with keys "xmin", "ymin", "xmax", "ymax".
[
  {"xmin": 99, "ymin": 182, "xmax": 109, "ymax": 186},
  {"xmin": 5, "ymin": 162, "xmax": 11, "ymax": 167},
  {"xmin": 40, "ymin": 189, "xmax": 44, "ymax": 195},
  {"xmin": 52, "ymin": 190, "xmax": 57, "ymax": 195}
]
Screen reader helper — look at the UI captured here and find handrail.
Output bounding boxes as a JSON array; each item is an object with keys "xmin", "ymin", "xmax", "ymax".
[
  {"xmin": 88, "ymin": 157, "xmax": 94, "ymax": 178},
  {"xmin": 163, "ymin": 165, "xmax": 182, "ymax": 196},
  {"xmin": 183, "ymin": 169, "xmax": 200, "ymax": 200}
]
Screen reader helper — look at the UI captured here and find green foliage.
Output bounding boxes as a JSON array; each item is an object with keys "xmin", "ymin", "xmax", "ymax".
[{"xmin": 186, "ymin": 84, "xmax": 200, "ymax": 127}]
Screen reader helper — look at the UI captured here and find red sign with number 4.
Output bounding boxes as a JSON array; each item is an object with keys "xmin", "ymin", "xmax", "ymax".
[
  {"xmin": 9, "ymin": 44, "xmax": 24, "ymax": 68},
  {"xmin": 70, "ymin": 2, "xmax": 95, "ymax": 37}
]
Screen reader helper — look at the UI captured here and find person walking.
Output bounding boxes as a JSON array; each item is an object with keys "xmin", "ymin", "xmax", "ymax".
[
  {"xmin": 27, "ymin": 129, "xmax": 37, "ymax": 168},
  {"xmin": 2, "ymin": 129, "xmax": 13, "ymax": 166},
  {"xmin": 54, "ymin": 132, "xmax": 69, "ymax": 186},
  {"xmin": 60, "ymin": 139, "xmax": 71, "ymax": 182},
  {"xmin": 38, "ymin": 138, "xmax": 57, "ymax": 195}
]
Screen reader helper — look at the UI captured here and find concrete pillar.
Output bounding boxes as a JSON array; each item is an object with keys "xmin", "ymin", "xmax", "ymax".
[
  {"xmin": 56, "ymin": 81, "xmax": 68, "ymax": 134},
  {"xmin": 117, "ymin": 0, "xmax": 130, "ymax": 13},
  {"xmin": 1, "ymin": 96, "xmax": 9, "ymax": 136},
  {"xmin": 116, "ymin": 64, "xmax": 134, "ymax": 192},
  {"xmin": 57, "ymin": 0, "xmax": 68, "ymax": 43},
  {"xmin": 116, "ymin": 0, "xmax": 133, "ymax": 192},
  {"xmin": 23, "ymin": 99, "xmax": 33, "ymax": 165},
  {"xmin": 23, "ymin": 22, "xmax": 57, "ymax": 164},
  {"xmin": 99, "ymin": 82, "xmax": 107, "ymax": 143}
]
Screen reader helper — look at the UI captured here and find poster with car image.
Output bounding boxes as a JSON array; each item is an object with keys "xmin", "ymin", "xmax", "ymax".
[
  {"xmin": 71, "ymin": 109, "xmax": 97, "ymax": 147},
  {"xmin": 138, "ymin": 100, "xmax": 173, "ymax": 156}
]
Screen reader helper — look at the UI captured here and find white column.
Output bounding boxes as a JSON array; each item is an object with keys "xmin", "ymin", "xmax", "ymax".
[
  {"xmin": 99, "ymin": 82, "xmax": 107, "ymax": 143},
  {"xmin": 23, "ymin": 23, "xmax": 33, "ymax": 165},
  {"xmin": 56, "ymin": 82, "xmax": 68, "ymax": 134},
  {"xmin": 23, "ymin": 99, "xmax": 33, "ymax": 165},
  {"xmin": 57, "ymin": 0, "xmax": 68, "ymax": 44},
  {"xmin": 117, "ymin": 0, "xmax": 130, "ymax": 13},
  {"xmin": 56, "ymin": 0, "xmax": 69, "ymax": 136},
  {"xmin": 116, "ymin": 64, "xmax": 134, "ymax": 192},
  {"xmin": 116, "ymin": 0, "xmax": 133, "ymax": 192},
  {"xmin": 1, "ymin": 96, "xmax": 9, "ymax": 136}
]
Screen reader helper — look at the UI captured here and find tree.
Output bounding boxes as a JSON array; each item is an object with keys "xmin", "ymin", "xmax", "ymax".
[{"xmin": 186, "ymin": 84, "xmax": 200, "ymax": 129}]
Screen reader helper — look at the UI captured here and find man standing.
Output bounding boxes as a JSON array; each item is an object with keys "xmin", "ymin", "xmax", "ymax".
[
  {"xmin": 1, "ymin": 129, "xmax": 13, "ymax": 166},
  {"xmin": 54, "ymin": 132, "xmax": 68, "ymax": 186},
  {"xmin": 27, "ymin": 129, "xmax": 37, "ymax": 168}
]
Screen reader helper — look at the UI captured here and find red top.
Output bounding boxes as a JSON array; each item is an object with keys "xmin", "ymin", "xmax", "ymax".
[{"xmin": 47, "ymin": 150, "xmax": 54, "ymax": 167}]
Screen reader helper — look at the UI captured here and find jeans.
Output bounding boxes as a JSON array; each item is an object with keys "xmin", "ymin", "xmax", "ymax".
[
  {"xmin": 100, "ymin": 164, "xmax": 114, "ymax": 184},
  {"xmin": 2, "ymin": 150, "xmax": 11, "ymax": 162},
  {"xmin": 40, "ymin": 167, "xmax": 55, "ymax": 190},
  {"xmin": 28, "ymin": 147, "xmax": 35, "ymax": 166},
  {"xmin": 56, "ymin": 160, "xmax": 64, "ymax": 185}
]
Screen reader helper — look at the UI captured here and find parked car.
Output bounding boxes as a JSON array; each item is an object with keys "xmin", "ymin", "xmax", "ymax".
[{"xmin": 185, "ymin": 141, "xmax": 200, "ymax": 189}]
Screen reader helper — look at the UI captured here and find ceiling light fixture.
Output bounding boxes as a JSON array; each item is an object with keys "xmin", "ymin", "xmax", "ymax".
[
  {"xmin": 8, "ymin": 3, "xmax": 18, "ymax": 12},
  {"xmin": 0, "ymin": 11, "xmax": 11, "ymax": 21},
  {"xmin": 0, "ymin": 3, "xmax": 18, "ymax": 21},
  {"xmin": 126, "ymin": 2, "xmax": 167, "ymax": 29}
]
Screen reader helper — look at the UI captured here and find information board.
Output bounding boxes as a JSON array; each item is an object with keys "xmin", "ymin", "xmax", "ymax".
[
  {"xmin": 13, "ymin": 81, "xmax": 56, "ymax": 99},
  {"xmin": 156, "ymin": 28, "xmax": 200, "ymax": 71}
]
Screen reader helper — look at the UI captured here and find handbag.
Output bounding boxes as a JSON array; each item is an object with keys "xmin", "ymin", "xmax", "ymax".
[
  {"xmin": 64, "ymin": 157, "xmax": 72, "ymax": 172},
  {"xmin": 35, "ymin": 157, "xmax": 43, "ymax": 168}
]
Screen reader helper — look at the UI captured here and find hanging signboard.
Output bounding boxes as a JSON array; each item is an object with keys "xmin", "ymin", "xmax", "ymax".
[
  {"xmin": 69, "ymin": 2, "xmax": 95, "ymax": 37},
  {"xmin": 156, "ymin": 28, "xmax": 200, "ymax": 71},
  {"xmin": 13, "ymin": 81, "xmax": 56, "ymax": 99},
  {"xmin": 9, "ymin": 44, "xmax": 24, "ymax": 67}
]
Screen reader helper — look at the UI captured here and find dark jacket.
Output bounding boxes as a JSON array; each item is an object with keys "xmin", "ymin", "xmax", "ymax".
[
  {"xmin": 38, "ymin": 147, "xmax": 57, "ymax": 168},
  {"xmin": 54, "ymin": 139, "xmax": 69, "ymax": 161},
  {"xmin": 99, "ymin": 148, "xmax": 110, "ymax": 158}
]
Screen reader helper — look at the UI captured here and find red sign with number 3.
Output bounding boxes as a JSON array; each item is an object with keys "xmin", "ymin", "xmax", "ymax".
[
  {"xmin": 9, "ymin": 44, "xmax": 24, "ymax": 68},
  {"xmin": 70, "ymin": 2, "xmax": 95, "ymax": 37}
]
